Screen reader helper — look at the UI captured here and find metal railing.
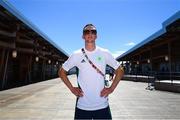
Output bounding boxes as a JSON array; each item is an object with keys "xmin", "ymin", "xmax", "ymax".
[
  {"xmin": 155, "ymin": 72, "xmax": 180, "ymax": 84},
  {"xmin": 124, "ymin": 71, "xmax": 180, "ymax": 90}
]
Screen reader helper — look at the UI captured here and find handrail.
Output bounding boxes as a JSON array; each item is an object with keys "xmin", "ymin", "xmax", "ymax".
[
  {"xmin": 125, "ymin": 71, "xmax": 180, "ymax": 84},
  {"xmin": 155, "ymin": 72, "xmax": 180, "ymax": 84}
]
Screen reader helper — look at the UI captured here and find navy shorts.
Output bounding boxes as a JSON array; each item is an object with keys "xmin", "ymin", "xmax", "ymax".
[{"xmin": 74, "ymin": 106, "xmax": 112, "ymax": 120}]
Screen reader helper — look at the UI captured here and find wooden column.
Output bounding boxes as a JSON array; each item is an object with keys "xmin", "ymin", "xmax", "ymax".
[
  {"xmin": 150, "ymin": 48, "xmax": 153, "ymax": 72},
  {"xmin": 139, "ymin": 54, "xmax": 142, "ymax": 74},
  {"xmin": 0, "ymin": 49, "xmax": 5, "ymax": 74},
  {"xmin": 1, "ymin": 50, "xmax": 10, "ymax": 90},
  {"xmin": 168, "ymin": 42, "xmax": 172, "ymax": 83},
  {"xmin": 0, "ymin": 49, "xmax": 5, "ymax": 90},
  {"xmin": 42, "ymin": 59, "xmax": 46, "ymax": 81},
  {"xmin": 27, "ymin": 56, "xmax": 32, "ymax": 84}
]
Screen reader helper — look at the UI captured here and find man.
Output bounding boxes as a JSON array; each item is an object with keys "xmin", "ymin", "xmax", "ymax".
[{"xmin": 59, "ymin": 24, "xmax": 124, "ymax": 119}]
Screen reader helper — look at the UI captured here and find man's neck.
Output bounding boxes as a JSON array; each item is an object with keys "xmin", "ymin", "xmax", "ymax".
[{"xmin": 85, "ymin": 43, "xmax": 96, "ymax": 52}]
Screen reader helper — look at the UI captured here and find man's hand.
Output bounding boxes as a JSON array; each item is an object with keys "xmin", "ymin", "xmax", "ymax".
[
  {"xmin": 59, "ymin": 68, "xmax": 83, "ymax": 97},
  {"xmin": 100, "ymin": 87, "xmax": 114, "ymax": 97},
  {"xmin": 100, "ymin": 66, "xmax": 124, "ymax": 97},
  {"xmin": 70, "ymin": 87, "xmax": 84, "ymax": 97}
]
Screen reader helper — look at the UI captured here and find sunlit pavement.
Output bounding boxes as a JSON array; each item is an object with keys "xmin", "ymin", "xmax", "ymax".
[{"xmin": 0, "ymin": 75, "xmax": 180, "ymax": 120}]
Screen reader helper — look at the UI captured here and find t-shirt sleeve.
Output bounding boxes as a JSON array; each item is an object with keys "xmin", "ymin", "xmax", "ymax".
[
  {"xmin": 105, "ymin": 50, "xmax": 120, "ymax": 70},
  {"xmin": 62, "ymin": 53, "xmax": 77, "ymax": 72}
]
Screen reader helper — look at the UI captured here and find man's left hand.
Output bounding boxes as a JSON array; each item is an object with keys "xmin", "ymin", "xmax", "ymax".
[{"xmin": 100, "ymin": 87, "xmax": 114, "ymax": 97}]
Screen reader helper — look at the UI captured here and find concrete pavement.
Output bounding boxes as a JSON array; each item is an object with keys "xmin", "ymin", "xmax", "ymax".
[{"xmin": 0, "ymin": 75, "xmax": 180, "ymax": 120}]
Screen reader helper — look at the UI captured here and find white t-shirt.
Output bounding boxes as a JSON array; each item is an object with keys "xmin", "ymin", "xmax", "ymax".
[{"xmin": 62, "ymin": 46, "xmax": 120, "ymax": 110}]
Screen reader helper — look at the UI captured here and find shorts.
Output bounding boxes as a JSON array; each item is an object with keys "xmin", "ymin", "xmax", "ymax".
[{"xmin": 74, "ymin": 106, "xmax": 112, "ymax": 120}]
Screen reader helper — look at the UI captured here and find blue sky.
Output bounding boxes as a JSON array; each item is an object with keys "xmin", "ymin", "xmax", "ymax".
[{"xmin": 8, "ymin": 0, "xmax": 180, "ymax": 57}]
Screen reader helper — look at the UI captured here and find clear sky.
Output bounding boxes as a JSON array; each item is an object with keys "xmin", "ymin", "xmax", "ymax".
[{"xmin": 8, "ymin": 0, "xmax": 180, "ymax": 57}]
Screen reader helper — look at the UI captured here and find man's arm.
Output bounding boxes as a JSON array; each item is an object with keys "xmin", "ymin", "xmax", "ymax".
[
  {"xmin": 101, "ymin": 66, "xmax": 124, "ymax": 97},
  {"xmin": 58, "ymin": 67, "xmax": 83, "ymax": 97},
  {"xmin": 110, "ymin": 66, "xmax": 124, "ymax": 91}
]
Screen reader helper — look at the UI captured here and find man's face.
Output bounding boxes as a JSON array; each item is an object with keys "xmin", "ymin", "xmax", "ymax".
[{"xmin": 83, "ymin": 26, "xmax": 97, "ymax": 43}]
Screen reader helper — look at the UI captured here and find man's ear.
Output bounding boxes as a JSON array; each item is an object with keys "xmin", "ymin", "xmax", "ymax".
[
  {"xmin": 95, "ymin": 35, "xmax": 97, "ymax": 39},
  {"xmin": 82, "ymin": 35, "xmax": 85, "ymax": 39}
]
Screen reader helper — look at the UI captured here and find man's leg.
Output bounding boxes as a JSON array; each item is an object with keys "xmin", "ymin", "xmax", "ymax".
[{"xmin": 92, "ymin": 106, "xmax": 112, "ymax": 120}]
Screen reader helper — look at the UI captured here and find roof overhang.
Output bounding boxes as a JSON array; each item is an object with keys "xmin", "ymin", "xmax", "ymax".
[
  {"xmin": 117, "ymin": 11, "xmax": 180, "ymax": 61},
  {"xmin": 0, "ymin": 0, "xmax": 69, "ymax": 57}
]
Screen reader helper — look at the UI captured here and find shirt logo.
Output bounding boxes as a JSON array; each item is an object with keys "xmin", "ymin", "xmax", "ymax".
[
  {"xmin": 96, "ymin": 56, "xmax": 103, "ymax": 62},
  {"xmin": 81, "ymin": 59, "xmax": 86, "ymax": 63}
]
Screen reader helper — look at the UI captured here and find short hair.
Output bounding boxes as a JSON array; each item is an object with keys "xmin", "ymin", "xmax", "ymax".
[
  {"xmin": 83, "ymin": 24, "xmax": 96, "ymax": 31},
  {"xmin": 83, "ymin": 24, "xmax": 97, "ymax": 34}
]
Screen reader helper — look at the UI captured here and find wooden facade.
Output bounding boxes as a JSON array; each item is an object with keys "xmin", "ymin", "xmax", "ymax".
[
  {"xmin": 117, "ymin": 11, "xmax": 180, "ymax": 82},
  {"xmin": 0, "ymin": 1, "xmax": 68, "ymax": 90}
]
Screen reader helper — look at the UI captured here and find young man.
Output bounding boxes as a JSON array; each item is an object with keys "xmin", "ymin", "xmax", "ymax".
[{"xmin": 59, "ymin": 24, "xmax": 124, "ymax": 119}]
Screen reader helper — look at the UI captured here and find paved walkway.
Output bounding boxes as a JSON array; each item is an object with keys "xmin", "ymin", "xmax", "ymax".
[{"xmin": 0, "ymin": 75, "xmax": 180, "ymax": 120}]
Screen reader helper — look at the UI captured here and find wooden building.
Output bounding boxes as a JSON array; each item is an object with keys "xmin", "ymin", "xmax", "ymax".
[
  {"xmin": 117, "ymin": 11, "xmax": 180, "ymax": 92},
  {"xmin": 0, "ymin": 1, "xmax": 68, "ymax": 90}
]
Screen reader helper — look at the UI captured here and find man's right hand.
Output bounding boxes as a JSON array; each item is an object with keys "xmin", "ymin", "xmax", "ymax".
[{"xmin": 70, "ymin": 87, "xmax": 83, "ymax": 97}]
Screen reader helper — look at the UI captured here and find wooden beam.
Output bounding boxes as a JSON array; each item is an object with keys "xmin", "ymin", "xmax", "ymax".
[
  {"xmin": 17, "ymin": 47, "xmax": 34, "ymax": 54},
  {"xmin": 41, "ymin": 51, "xmax": 51, "ymax": 56},
  {"xmin": 152, "ymin": 55, "xmax": 166, "ymax": 60},
  {"xmin": 18, "ymin": 32, "xmax": 34, "ymax": 40},
  {"xmin": 0, "ymin": 10, "xmax": 12, "ymax": 21},
  {"xmin": 0, "ymin": 29, "xmax": 16, "ymax": 37},
  {"xmin": 58, "ymin": 59, "xmax": 66, "ymax": 62},
  {"xmin": 0, "ymin": 41, "xmax": 15, "ymax": 48},
  {"xmin": 16, "ymin": 38, "xmax": 34, "ymax": 45},
  {"xmin": 151, "ymin": 35, "xmax": 179, "ymax": 49},
  {"xmin": 52, "ymin": 54, "xmax": 62, "ymax": 59},
  {"xmin": 39, "ymin": 55, "xmax": 48, "ymax": 60},
  {"xmin": 0, "ymin": 21, "xmax": 12, "ymax": 30}
]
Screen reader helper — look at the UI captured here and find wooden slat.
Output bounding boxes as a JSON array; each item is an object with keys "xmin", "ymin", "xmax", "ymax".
[
  {"xmin": 152, "ymin": 55, "xmax": 166, "ymax": 60},
  {"xmin": 17, "ymin": 47, "xmax": 34, "ymax": 54},
  {"xmin": 52, "ymin": 54, "xmax": 61, "ymax": 58},
  {"xmin": 0, "ymin": 29, "xmax": 16, "ymax": 37},
  {"xmin": 16, "ymin": 38, "xmax": 34, "ymax": 45},
  {"xmin": 38, "ymin": 55, "xmax": 49, "ymax": 60},
  {"xmin": 59, "ymin": 57, "xmax": 66, "ymax": 61},
  {"xmin": 0, "ymin": 41, "xmax": 15, "ymax": 48},
  {"xmin": 0, "ymin": 10, "xmax": 11, "ymax": 20},
  {"xmin": 18, "ymin": 32, "xmax": 34, "ymax": 40},
  {"xmin": 52, "ymin": 55, "xmax": 65, "ymax": 61},
  {"xmin": 0, "ymin": 21, "xmax": 12, "ymax": 30},
  {"xmin": 41, "ymin": 51, "xmax": 51, "ymax": 56}
]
